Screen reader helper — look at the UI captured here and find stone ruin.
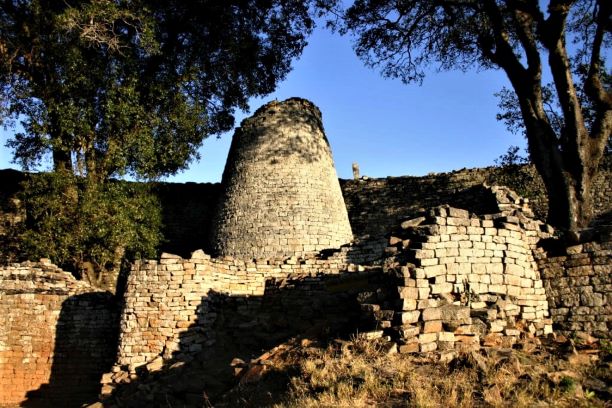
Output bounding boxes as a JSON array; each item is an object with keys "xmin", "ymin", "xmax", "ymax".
[
  {"xmin": 211, "ymin": 98, "xmax": 353, "ymax": 259},
  {"xmin": 0, "ymin": 261, "xmax": 117, "ymax": 405},
  {"xmin": 0, "ymin": 97, "xmax": 610, "ymax": 406}
]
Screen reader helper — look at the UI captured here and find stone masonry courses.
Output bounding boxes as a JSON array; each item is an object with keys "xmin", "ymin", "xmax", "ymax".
[
  {"xmin": 0, "ymin": 98, "xmax": 610, "ymax": 406},
  {"xmin": 210, "ymin": 97, "xmax": 353, "ymax": 259}
]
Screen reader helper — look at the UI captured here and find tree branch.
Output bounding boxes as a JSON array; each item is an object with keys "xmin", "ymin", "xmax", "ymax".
[
  {"xmin": 584, "ymin": 0, "xmax": 612, "ymax": 110},
  {"xmin": 509, "ymin": 4, "xmax": 542, "ymax": 79},
  {"xmin": 543, "ymin": 1, "xmax": 588, "ymax": 158}
]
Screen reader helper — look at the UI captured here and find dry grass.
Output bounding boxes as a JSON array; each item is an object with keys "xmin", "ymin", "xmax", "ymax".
[{"xmin": 218, "ymin": 335, "xmax": 611, "ymax": 408}]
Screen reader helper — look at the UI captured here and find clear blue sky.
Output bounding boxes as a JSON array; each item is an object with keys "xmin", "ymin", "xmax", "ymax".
[{"xmin": 0, "ymin": 25, "xmax": 527, "ymax": 183}]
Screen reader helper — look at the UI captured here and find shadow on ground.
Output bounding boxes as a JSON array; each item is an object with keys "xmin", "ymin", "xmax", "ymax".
[{"xmin": 102, "ymin": 267, "xmax": 396, "ymax": 407}]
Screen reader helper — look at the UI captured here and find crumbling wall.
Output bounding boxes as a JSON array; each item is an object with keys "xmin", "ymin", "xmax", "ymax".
[
  {"xmin": 111, "ymin": 187, "xmax": 557, "ymax": 374},
  {"xmin": 0, "ymin": 261, "xmax": 118, "ymax": 406},
  {"xmin": 538, "ymin": 237, "xmax": 612, "ymax": 339},
  {"xmin": 341, "ymin": 169, "xmax": 500, "ymax": 241},
  {"xmin": 100, "ymin": 242, "xmax": 391, "ymax": 396},
  {"xmin": 341, "ymin": 155, "xmax": 611, "ymax": 241},
  {"xmin": 369, "ymin": 187, "xmax": 554, "ymax": 354}
]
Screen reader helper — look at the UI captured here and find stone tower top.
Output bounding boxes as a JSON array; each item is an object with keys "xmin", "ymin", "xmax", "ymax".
[{"xmin": 210, "ymin": 97, "xmax": 353, "ymax": 259}]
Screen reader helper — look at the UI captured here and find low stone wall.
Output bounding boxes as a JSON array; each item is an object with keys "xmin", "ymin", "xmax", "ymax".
[
  {"xmin": 374, "ymin": 187, "xmax": 553, "ymax": 353},
  {"xmin": 112, "ymin": 186, "xmax": 555, "ymax": 373},
  {"xmin": 114, "ymin": 240, "xmax": 385, "ymax": 372},
  {"xmin": 538, "ymin": 238, "xmax": 612, "ymax": 339},
  {"xmin": 0, "ymin": 261, "xmax": 118, "ymax": 406}
]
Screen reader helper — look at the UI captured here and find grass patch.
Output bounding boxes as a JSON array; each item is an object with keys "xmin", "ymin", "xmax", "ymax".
[{"xmin": 218, "ymin": 335, "xmax": 611, "ymax": 408}]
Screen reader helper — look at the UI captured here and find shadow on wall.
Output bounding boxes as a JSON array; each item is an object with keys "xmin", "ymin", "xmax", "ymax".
[
  {"xmin": 153, "ymin": 182, "xmax": 221, "ymax": 257},
  {"xmin": 342, "ymin": 173, "xmax": 501, "ymax": 240},
  {"xmin": 22, "ymin": 293, "xmax": 119, "ymax": 408},
  {"xmin": 225, "ymin": 99, "xmax": 331, "ymax": 173},
  {"xmin": 105, "ymin": 268, "xmax": 395, "ymax": 407}
]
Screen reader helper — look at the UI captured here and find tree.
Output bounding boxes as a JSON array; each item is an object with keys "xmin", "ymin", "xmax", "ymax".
[
  {"xmin": 0, "ymin": 0, "xmax": 315, "ymax": 287},
  {"xmin": 1, "ymin": 0, "xmax": 314, "ymax": 178},
  {"xmin": 332, "ymin": 0, "xmax": 611, "ymax": 232}
]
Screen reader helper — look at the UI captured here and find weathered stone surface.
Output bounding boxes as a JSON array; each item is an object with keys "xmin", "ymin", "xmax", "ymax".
[
  {"xmin": 0, "ymin": 263, "xmax": 117, "ymax": 405},
  {"xmin": 384, "ymin": 197, "xmax": 559, "ymax": 352},
  {"xmin": 401, "ymin": 217, "xmax": 426, "ymax": 229},
  {"xmin": 540, "ymin": 237, "xmax": 611, "ymax": 339},
  {"xmin": 210, "ymin": 98, "xmax": 353, "ymax": 259}
]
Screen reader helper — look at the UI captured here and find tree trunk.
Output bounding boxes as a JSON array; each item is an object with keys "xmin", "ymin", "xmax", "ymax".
[
  {"xmin": 52, "ymin": 148, "xmax": 72, "ymax": 173},
  {"xmin": 541, "ymin": 167, "xmax": 584, "ymax": 232},
  {"xmin": 49, "ymin": 113, "xmax": 73, "ymax": 173},
  {"xmin": 527, "ymin": 123, "xmax": 596, "ymax": 232}
]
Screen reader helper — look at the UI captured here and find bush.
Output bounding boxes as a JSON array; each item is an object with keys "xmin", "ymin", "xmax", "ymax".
[{"xmin": 11, "ymin": 171, "xmax": 162, "ymax": 291}]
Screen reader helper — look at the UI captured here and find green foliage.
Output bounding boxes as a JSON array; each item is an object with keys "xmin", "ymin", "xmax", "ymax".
[
  {"xmin": 496, "ymin": 68, "xmax": 612, "ymax": 140},
  {"xmin": 600, "ymin": 339, "xmax": 612, "ymax": 357},
  {"xmin": 558, "ymin": 376, "xmax": 576, "ymax": 394},
  {"xmin": 1, "ymin": 0, "xmax": 315, "ymax": 179},
  {"xmin": 494, "ymin": 146, "xmax": 530, "ymax": 167},
  {"xmin": 14, "ymin": 172, "xmax": 161, "ymax": 285},
  {"xmin": 0, "ymin": 1, "xmax": 316, "ymax": 286}
]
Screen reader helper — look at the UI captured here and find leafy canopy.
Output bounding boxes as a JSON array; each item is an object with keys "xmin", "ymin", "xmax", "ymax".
[
  {"xmin": 0, "ymin": 0, "xmax": 316, "ymax": 285},
  {"xmin": 1, "ymin": 0, "xmax": 315, "ymax": 179}
]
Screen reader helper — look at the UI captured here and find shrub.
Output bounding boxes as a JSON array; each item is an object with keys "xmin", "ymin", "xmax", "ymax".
[{"xmin": 11, "ymin": 171, "xmax": 162, "ymax": 291}]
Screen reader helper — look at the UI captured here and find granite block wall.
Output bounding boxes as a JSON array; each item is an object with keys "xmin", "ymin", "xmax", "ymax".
[
  {"xmin": 110, "ymin": 186, "xmax": 553, "ymax": 369},
  {"xmin": 0, "ymin": 261, "xmax": 118, "ymax": 406},
  {"xmin": 341, "ymin": 155, "xmax": 611, "ymax": 242},
  {"xmin": 380, "ymin": 193, "xmax": 554, "ymax": 353},
  {"xmin": 210, "ymin": 98, "xmax": 353, "ymax": 259},
  {"xmin": 113, "ymin": 241, "xmax": 384, "ymax": 372},
  {"xmin": 538, "ymin": 237, "xmax": 612, "ymax": 338}
]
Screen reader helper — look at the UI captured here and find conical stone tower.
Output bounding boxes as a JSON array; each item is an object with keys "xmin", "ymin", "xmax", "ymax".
[{"xmin": 211, "ymin": 97, "xmax": 353, "ymax": 259}]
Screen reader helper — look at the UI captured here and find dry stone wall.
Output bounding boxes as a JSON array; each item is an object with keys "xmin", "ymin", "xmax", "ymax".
[
  {"xmin": 102, "ymin": 243, "xmax": 388, "ymax": 395},
  {"xmin": 0, "ymin": 261, "xmax": 117, "ymax": 406},
  {"xmin": 103, "ymin": 188, "xmax": 564, "ymax": 395},
  {"xmin": 341, "ymin": 155, "xmax": 611, "ymax": 242},
  {"xmin": 210, "ymin": 98, "xmax": 353, "ymax": 259},
  {"xmin": 1, "ymin": 156, "xmax": 609, "ymax": 258},
  {"xmin": 113, "ymin": 241, "xmax": 384, "ymax": 372},
  {"xmin": 369, "ymin": 187, "xmax": 554, "ymax": 354},
  {"xmin": 538, "ymin": 237, "xmax": 611, "ymax": 338}
]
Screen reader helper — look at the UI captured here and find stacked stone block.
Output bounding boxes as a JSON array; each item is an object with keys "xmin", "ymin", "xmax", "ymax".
[
  {"xmin": 538, "ymin": 239, "xmax": 611, "ymax": 338},
  {"xmin": 0, "ymin": 261, "xmax": 116, "ymax": 405},
  {"xmin": 113, "ymin": 245, "xmax": 382, "ymax": 375},
  {"xmin": 211, "ymin": 98, "xmax": 353, "ymax": 259},
  {"xmin": 382, "ymin": 196, "xmax": 553, "ymax": 353}
]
